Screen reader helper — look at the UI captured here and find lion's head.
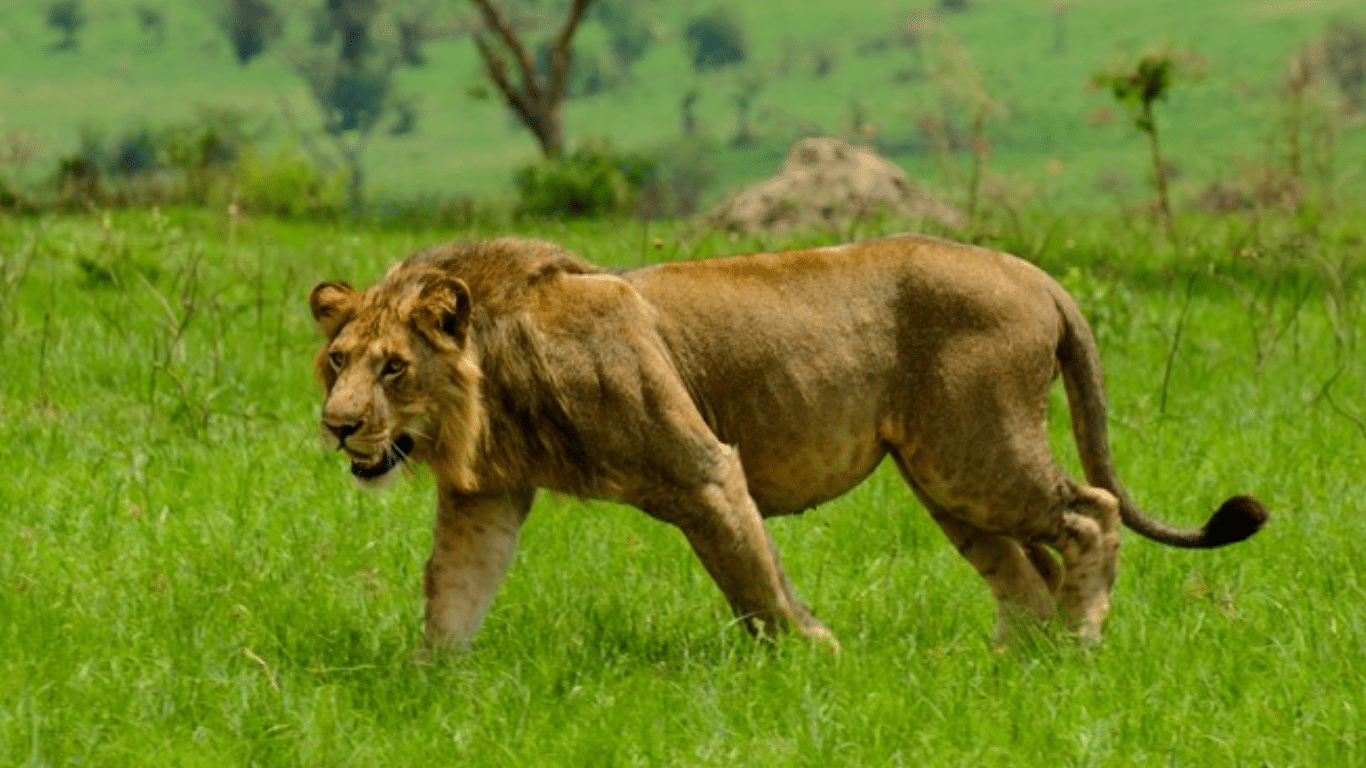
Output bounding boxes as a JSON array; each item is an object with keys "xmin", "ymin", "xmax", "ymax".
[{"xmin": 308, "ymin": 269, "xmax": 485, "ymax": 489}]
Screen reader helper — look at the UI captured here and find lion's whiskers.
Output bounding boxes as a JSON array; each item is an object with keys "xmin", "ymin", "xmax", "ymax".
[{"xmin": 404, "ymin": 424, "xmax": 435, "ymax": 442}]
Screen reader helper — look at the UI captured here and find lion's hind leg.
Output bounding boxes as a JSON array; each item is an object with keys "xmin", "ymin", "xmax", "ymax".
[
  {"xmin": 929, "ymin": 509, "xmax": 1060, "ymax": 646},
  {"xmin": 894, "ymin": 459, "xmax": 1060, "ymax": 646},
  {"xmin": 908, "ymin": 475, "xmax": 1120, "ymax": 647},
  {"xmin": 1048, "ymin": 484, "xmax": 1121, "ymax": 645}
]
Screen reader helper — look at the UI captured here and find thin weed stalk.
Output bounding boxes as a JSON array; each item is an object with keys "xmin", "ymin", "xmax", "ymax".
[
  {"xmin": 1315, "ymin": 367, "xmax": 1366, "ymax": 442},
  {"xmin": 36, "ymin": 312, "xmax": 50, "ymax": 403},
  {"xmin": 139, "ymin": 253, "xmax": 209, "ymax": 437},
  {"xmin": 0, "ymin": 232, "xmax": 36, "ymax": 350},
  {"xmin": 1158, "ymin": 274, "xmax": 1197, "ymax": 416}
]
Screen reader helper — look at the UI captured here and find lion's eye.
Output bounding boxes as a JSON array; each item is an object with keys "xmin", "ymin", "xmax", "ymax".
[
  {"xmin": 382, "ymin": 358, "xmax": 407, "ymax": 379},
  {"xmin": 328, "ymin": 351, "xmax": 345, "ymax": 371}
]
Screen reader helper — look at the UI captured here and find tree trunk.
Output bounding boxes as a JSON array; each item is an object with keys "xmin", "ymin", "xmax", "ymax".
[
  {"xmin": 341, "ymin": 142, "xmax": 365, "ymax": 215},
  {"xmin": 469, "ymin": 0, "xmax": 592, "ymax": 159},
  {"xmin": 1143, "ymin": 103, "xmax": 1174, "ymax": 243}
]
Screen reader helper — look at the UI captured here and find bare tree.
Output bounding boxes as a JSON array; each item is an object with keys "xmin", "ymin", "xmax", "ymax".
[{"xmin": 468, "ymin": 0, "xmax": 594, "ymax": 158}]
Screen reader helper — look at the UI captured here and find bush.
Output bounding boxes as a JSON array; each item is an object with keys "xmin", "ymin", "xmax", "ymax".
[
  {"xmin": 54, "ymin": 154, "xmax": 100, "ymax": 204},
  {"xmin": 162, "ymin": 107, "xmax": 262, "ymax": 169},
  {"xmin": 636, "ymin": 136, "xmax": 721, "ymax": 219},
  {"xmin": 366, "ymin": 194, "xmax": 491, "ymax": 230},
  {"xmin": 684, "ymin": 9, "xmax": 748, "ymax": 72},
  {"xmin": 219, "ymin": 0, "xmax": 282, "ymax": 65},
  {"xmin": 396, "ymin": 15, "xmax": 428, "ymax": 67},
  {"xmin": 1324, "ymin": 15, "xmax": 1366, "ymax": 112},
  {"xmin": 234, "ymin": 149, "xmax": 346, "ymax": 217},
  {"xmin": 135, "ymin": 5, "xmax": 165, "ymax": 44},
  {"xmin": 111, "ymin": 129, "xmax": 160, "ymax": 176},
  {"xmin": 595, "ymin": 0, "xmax": 657, "ymax": 69},
  {"xmin": 46, "ymin": 0, "xmax": 84, "ymax": 51},
  {"xmin": 39, "ymin": 108, "xmax": 346, "ymax": 213},
  {"xmin": 513, "ymin": 141, "xmax": 654, "ymax": 219}
]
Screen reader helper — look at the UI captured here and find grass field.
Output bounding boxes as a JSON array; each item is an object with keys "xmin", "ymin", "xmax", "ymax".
[
  {"xmin": 2, "ymin": 207, "xmax": 1364, "ymax": 765},
  {"xmin": 2, "ymin": 0, "xmax": 1364, "ymax": 208}
]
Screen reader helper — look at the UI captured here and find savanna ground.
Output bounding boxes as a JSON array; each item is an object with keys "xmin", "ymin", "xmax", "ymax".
[{"xmin": 1, "ymin": 207, "xmax": 1364, "ymax": 765}]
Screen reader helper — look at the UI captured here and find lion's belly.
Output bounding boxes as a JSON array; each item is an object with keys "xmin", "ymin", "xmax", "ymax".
[
  {"xmin": 721, "ymin": 402, "xmax": 891, "ymax": 516},
  {"xmin": 743, "ymin": 441, "xmax": 888, "ymax": 516}
]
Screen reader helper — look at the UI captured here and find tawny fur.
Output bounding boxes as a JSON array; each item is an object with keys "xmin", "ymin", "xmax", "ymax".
[{"xmin": 309, "ymin": 234, "xmax": 1267, "ymax": 650}]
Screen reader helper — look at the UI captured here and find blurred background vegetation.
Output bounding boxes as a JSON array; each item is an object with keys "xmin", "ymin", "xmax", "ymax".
[{"xmin": 0, "ymin": 0, "xmax": 1362, "ymax": 227}]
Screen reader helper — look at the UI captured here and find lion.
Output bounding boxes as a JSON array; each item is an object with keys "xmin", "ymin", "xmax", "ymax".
[{"xmin": 309, "ymin": 234, "xmax": 1267, "ymax": 650}]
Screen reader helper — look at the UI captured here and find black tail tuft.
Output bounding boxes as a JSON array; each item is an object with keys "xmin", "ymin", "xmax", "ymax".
[{"xmin": 1201, "ymin": 495, "xmax": 1269, "ymax": 547}]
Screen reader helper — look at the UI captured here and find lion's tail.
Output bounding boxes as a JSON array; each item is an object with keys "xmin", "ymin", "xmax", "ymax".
[{"xmin": 1049, "ymin": 282, "xmax": 1267, "ymax": 549}]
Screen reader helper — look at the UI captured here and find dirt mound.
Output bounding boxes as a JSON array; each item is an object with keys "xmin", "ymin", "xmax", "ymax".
[{"xmin": 709, "ymin": 137, "xmax": 963, "ymax": 234}]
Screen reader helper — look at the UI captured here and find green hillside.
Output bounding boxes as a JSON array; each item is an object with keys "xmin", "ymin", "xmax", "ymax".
[{"xmin": 1, "ymin": 0, "xmax": 1362, "ymax": 210}]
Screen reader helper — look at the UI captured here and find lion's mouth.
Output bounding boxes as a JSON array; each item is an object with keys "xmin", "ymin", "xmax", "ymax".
[{"xmin": 350, "ymin": 433, "xmax": 415, "ymax": 480}]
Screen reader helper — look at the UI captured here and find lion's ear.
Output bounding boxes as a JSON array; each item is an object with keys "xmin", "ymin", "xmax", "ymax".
[
  {"xmin": 310, "ymin": 280, "xmax": 359, "ymax": 340},
  {"xmin": 412, "ymin": 276, "xmax": 472, "ymax": 347}
]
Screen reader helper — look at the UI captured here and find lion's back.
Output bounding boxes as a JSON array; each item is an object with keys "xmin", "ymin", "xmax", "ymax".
[{"xmin": 616, "ymin": 235, "xmax": 1066, "ymax": 514}]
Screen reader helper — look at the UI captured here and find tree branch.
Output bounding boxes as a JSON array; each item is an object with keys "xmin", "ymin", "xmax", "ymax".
[
  {"xmin": 468, "ymin": 0, "xmax": 544, "ymax": 103},
  {"xmin": 466, "ymin": 0, "xmax": 594, "ymax": 158},
  {"xmin": 548, "ymin": 0, "xmax": 593, "ymax": 105},
  {"xmin": 473, "ymin": 33, "xmax": 533, "ymax": 121}
]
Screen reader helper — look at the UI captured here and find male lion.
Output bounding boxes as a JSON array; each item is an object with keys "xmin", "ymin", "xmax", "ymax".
[{"xmin": 309, "ymin": 234, "xmax": 1266, "ymax": 649}]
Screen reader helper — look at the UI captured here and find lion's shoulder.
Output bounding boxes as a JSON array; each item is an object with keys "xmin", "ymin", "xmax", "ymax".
[{"xmin": 385, "ymin": 237, "xmax": 602, "ymax": 314}]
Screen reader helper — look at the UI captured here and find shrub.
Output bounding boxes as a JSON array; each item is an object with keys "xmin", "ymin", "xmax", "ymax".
[
  {"xmin": 163, "ymin": 107, "xmax": 269, "ymax": 201},
  {"xmin": 111, "ymin": 129, "xmax": 160, "ymax": 176},
  {"xmin": 55, "ymin": 155, "xmax": 100, "ymax": 203},
  {"xmin": 366, "ymin": 194, "xmax": 491, "ymax": 230},
  {"xmin": 636, "ymin": 136, "xmax": 721, "ymax": 219},
  {"xmin": 396, "ymin": 15, "xmax": 428, "ymax": 67},
  {"xmin": 46, "ymin": 0, "xmax": 84, "ymax": 51},
  {"xmin": 322, "ymin": 0, "xmax": 380, "ymax": 63},
  {"xmin": 233, "ymin": 149, "xmax": 347, "ymax": 217},
  {"xmin": 1324, "ymin": 15, "xmax": 1366, "ymax": 112},
  {"xmin": 513, "ymin": 140, "xmax": 654, "ymax": 219},
  {"xmin": 595, "ymin": 0, "xmax": 657, "ymax": 69},
  {"xmin": 219, "ymin": 0, "xmax": 282, "ymax": 65},
  {"xmin": 1092, "ymin": 50, "xmax": 1196, "ymax": 240},
  {"xmin": 135, "ymin": 5, "xmax": 165, "ymax": 44},
  {"xmin": 0, "ymin": 132, "xmax": 38, "ymax": 212},
  {"xmin": 30, "ymin": 106, "xmax": 358, "ymax": 216},
  {"xmin": 684, "ymin": 9, "xmax": 748, "ymax": 72}
]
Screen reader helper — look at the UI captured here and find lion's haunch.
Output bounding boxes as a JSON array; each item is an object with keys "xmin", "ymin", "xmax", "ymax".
[{"xmin": 309, "ymin": 234, "xmax": 1266, "ymax": 652}]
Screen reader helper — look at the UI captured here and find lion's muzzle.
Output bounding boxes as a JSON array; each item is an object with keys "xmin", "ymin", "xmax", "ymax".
[{"xmin": 348, "ymin": 433, "xmax": 415, "ymax": 481}]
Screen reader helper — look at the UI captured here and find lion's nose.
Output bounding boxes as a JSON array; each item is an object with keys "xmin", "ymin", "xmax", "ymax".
[{"xmin": 325, "ymin": 419, "xmax": 362, "ymax": 444}]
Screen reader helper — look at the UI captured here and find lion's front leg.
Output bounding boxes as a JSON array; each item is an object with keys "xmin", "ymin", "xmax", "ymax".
[
  {"xmin": 645, "ymin": 447, "xmax": 839, "ymax": 651},
  {"xmin": 423, "ymin": 487, "xmax": 533, "ymax": 650}
]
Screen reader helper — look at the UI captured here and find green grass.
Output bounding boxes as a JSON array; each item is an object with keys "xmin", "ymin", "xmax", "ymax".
[
  {"xmin": 1, "ymin": 0, "xmax": 1363, "ymax": 209},
  {"xmin": 2, "ymin": 208, "xmax": 1364, "ymax": 765}
]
